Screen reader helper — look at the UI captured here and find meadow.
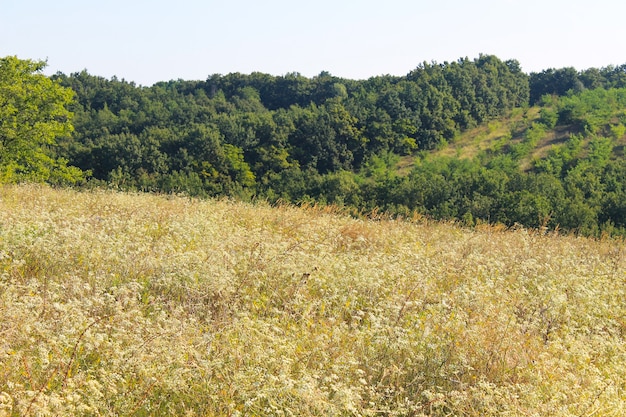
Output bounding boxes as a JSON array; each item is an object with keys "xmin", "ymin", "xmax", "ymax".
[{"xmin": 0, "ymin": 185, "xmax": 624, "ymax": 416}]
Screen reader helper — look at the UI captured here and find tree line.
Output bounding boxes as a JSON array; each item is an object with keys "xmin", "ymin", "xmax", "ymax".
[
  {"xmin": 3, "ymin": 55, "xmax": 626, "ymax": 235},
  {"xmin": 51, "ymin": 55, "xmax": 529, "ymax": 193}
]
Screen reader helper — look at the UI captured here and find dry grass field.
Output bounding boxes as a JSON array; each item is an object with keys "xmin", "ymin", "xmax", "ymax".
[{"xmin": 0, "ymin": 185, "xmax": 625, "ymax": 416}]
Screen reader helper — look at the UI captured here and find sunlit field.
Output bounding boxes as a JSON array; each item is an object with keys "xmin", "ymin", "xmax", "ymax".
[{"xmin": 1, "ymin": 185, "xmax": 624, "ymax": 416}]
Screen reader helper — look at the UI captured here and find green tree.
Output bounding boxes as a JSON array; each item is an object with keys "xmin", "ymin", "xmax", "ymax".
[{"xmin": 0, "ymin": 56, "xmax": 86, "ymax": 183}]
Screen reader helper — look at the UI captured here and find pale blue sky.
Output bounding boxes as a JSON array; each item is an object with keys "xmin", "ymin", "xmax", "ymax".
[{"xmin": 2, "ymin": 0, "xmax": 625, "ymax": 86}]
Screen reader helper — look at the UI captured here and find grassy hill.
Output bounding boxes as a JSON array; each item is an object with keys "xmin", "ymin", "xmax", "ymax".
[
  {"xmin": 416, "ymin": 104, "xmax": 623, "ymax": 172},
  {"xmin": 1, "ymin": 185, "xmax": 625, "ymax": 416}
]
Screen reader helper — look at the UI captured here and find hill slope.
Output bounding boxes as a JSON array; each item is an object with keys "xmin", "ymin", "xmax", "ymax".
[
  {"xmin": 52, "ymin": 65, "xmax": 626, "ymax": 235},
  {"xmin": 1, "ymin": 185, "xmax": 625, "ymax": 416}
]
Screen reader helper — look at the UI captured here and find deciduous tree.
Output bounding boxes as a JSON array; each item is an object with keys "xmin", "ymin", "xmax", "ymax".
[{"xmin": 0, "ymin": 56, "xmax": 85, "ymax": 183}]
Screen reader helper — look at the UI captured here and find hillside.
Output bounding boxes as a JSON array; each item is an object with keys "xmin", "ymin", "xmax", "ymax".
[
  {"xmin": 53, "ymin": 59, "xmax": 626, "ymax": 236},
  {"xmin": 431, "ymin": 107, "xmax": 558, "ymax": 165},
  {"xmin": 5, "ymin": 55, "xmax": 626, "ymax": 236},
  {"xmin": 1, "ymin": 185, "xmax": 624, "ymax": 416},
  {"xmin": 385, "ymin": 86, "xmax": 626, "ymax": 236},
  {"xmin": 431, "ymin": 104, "xmax": 625, "ymax": 170}
]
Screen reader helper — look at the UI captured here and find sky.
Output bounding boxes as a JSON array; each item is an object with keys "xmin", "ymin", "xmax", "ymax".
[{"xmin": 2, "ymin": 0, "xmax": 625, "ymax": 86}]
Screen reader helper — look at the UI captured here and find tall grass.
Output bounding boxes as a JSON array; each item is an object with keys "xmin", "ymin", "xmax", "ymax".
[{"xmin": 1, "ymin": 184, "xmax": 624, "ymax": 416}]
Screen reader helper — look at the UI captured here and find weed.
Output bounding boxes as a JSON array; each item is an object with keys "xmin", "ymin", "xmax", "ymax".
[{"xmin": 0, "ymin": 184, "xmax": 624, "ymax": 416}]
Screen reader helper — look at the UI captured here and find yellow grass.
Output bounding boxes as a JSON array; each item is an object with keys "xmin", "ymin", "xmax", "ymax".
[{"xmin": 1, "ymin": 184, "xmax": 625, "ymax": 416}]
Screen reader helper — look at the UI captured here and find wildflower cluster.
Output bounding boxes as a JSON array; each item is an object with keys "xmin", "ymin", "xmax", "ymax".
[{"xmin": 0, "ymin": 185, "xmax": 624, "ymax": 416}]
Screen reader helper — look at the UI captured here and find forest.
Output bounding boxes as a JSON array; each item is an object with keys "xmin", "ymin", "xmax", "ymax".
[{"xmin": 3, "ymin": 54, "xmax": 626, "ymax": 235}]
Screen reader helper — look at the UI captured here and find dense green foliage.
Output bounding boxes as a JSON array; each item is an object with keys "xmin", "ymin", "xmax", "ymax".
[
  {"xmin": 4, "ymin": 54, "xmax": 626, "ymax": 235},
  {"xmin": 359, "ymin": 86, "xmax": 626, "ymax": 236},
  {"xmin": 51, "ymin": 55, "xmax": 528, "ymax": 196},
  {"xmin": 529, "ymin": 64, "xmax": 626, "ymax": 104},
  {"xmin": 0, "ymin": 57, "xmax": 86, "ymax": 183}
]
